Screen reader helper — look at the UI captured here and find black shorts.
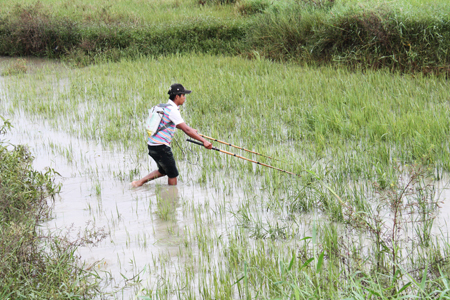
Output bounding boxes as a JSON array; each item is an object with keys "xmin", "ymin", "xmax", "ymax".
[{"xmin": 148, "ymin": 144, "xmax": 179, "ymax": 178}]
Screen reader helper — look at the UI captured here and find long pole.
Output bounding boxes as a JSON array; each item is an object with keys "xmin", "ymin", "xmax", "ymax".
[
  {"xmin": 187, "ymin": 139, "xmax": 301, "ymax": 177},
  {"xmin": 199, "ymin": 134, "xmax": 278, "ymax": 161}
]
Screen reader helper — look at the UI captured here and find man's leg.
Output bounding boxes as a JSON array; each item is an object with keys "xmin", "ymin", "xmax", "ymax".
[
  {"xmin": 168, "ymin": 177, "xmax": 177, "ymax": 186},
  {"xmin": 131, "ymin": 170, "xmax": 164, "ymax": 187}
]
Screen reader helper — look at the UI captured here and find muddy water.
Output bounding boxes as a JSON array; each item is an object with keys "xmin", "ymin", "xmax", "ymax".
[{"xmin": 1, "ymin": 110, "xmax": 227, "ymax": 296}]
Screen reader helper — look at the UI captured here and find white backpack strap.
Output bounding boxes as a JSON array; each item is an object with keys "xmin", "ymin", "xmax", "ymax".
[{"xmin": 154, "ymin": 104, "xmax": 172, "ymax": 135}]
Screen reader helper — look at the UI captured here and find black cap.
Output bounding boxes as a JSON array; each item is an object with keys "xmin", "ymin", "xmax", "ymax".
[{"xmin": 168, "ymin": 83, "xmax": 192, "ymax": 95}]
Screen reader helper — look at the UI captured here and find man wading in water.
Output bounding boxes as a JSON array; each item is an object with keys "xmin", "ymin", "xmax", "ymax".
[{"xmin": 132, "ymin": 83, "xmax": 212, "ymax": 187}]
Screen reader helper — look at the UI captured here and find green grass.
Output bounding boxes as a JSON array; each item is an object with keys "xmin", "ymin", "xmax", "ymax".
[
  {"xmin": 1, "ymin": 0, "xmax": 449, "ymax": 73},
  {"xmin": 0, "ymin": 0, "xmax": 239, "ymax": 24},
  {"xmin": 1, "ymin": 0, "xmax": 447, "ymax": 23},
  {"xmin": 2, "ymin": 2, "xmax": 450, "ymax": 296}
]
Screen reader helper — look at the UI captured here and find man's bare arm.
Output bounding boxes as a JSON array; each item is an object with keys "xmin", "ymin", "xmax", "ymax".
[{"xmin": 176, "ymin": 123, "xmax": 212, "ymax": 149}]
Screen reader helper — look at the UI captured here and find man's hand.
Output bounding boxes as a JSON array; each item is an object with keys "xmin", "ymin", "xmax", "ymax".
[{"xmin": 203, "ymin": 141, "xmax": 213, "ymax": 149}]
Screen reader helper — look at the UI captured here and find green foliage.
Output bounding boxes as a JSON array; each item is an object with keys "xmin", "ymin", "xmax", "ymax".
[
  {"xmin": 235, "ymin": 0, "xmax": 271, "ymax": 15},
  {"xmin": 0, "ymin": 2, "xmax": 249, "ymax": 61},
  {"xmin": 202, "ymin": 0, "xmax": 237, "ymax": 5},
  {"xmin": 249, "ymin": 0, "xmax": 450, "ymax": 74},
  {"xmin": 0, "ymin": 0, "xmax": 238, "ymax": 24},
  {"xmin": 1, "ymin": 0, "xmax": 450, "ymax": 293},
  {"xmin": 1, "ymin": 0, "xmax": 450, "ymax": 72},
  {"xmin": 2, "ymin": 52, "xmax": 450, "ymax": 298},
  {"xmin": 5, "ymin": 54, "xmax": 450, "ymax": 178},
  {"xmin": 0, "ymin": 2, "xmax": 79, "ymax": 57},
  {"xmin": 0, "ymin": 117, "xmax": 102, "ymax": 299}
]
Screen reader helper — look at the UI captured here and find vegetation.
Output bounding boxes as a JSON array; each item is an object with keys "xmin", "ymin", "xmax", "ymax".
[
  {"xmin": 2, "ymin": 0, "xmax": 450, "ymax": 298},
  {"xmin": 0, "ymin": 117, "xmax": 103, "ymax": 299},
  {"xmin": 248, "ymin": 0, "xmax": 450, "ymax": 75},
  {"xmin": 1, "ymin": 58, "xmax": 27, "ymax": 76},
  {"xmin": 0, "ymin": 0, "xmax": 248, "ymax": 66},
  {"xmin": 0, "ymin": 0, "xmax": 449, "ymax": 73}
]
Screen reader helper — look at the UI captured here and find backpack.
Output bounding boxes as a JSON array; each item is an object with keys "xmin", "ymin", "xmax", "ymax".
[{"xmin": 145, "ymin": 103, "xmax": 170, "ymax": 137}]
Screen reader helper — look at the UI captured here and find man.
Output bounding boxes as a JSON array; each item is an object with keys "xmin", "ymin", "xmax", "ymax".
[{"xmin": 132, "ymin": 83, "xmax": 212, "ymax": 187}]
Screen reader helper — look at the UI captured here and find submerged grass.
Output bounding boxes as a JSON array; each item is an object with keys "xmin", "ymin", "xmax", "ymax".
[{"xmin": 1, "ymin": 58, "xmax": 28, "ymax": 76}]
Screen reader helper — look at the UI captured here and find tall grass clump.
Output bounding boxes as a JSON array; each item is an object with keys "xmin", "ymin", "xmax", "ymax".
[
  {"xmin": 248, "ymin": 0, "xmax": 450, "ymax": 74},
  {"xmin": 0, "ymin": 117, "xmax": 103, "ymax": 299}
]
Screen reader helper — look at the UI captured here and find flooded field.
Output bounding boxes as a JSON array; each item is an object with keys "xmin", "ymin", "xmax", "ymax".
[
  {"xmin": 2, "ymin": 56, "xmax": 450, "ymax": 299},
  {"xmin": 2, "ymin": 109, "xmax": 243, "ymax": 298},
  {"xmin": 0, "ymin": 57, "xmax": 294, "ymax": 299}
]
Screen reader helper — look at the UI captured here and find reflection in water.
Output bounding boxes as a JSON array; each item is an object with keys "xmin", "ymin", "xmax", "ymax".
[
  {"xmin": 153, "ymin": 185, "xmax": 183, "ymax": 249},
  {"xmin": 156, "ymin": 185, "xmax": 179, "ymax": 221}
]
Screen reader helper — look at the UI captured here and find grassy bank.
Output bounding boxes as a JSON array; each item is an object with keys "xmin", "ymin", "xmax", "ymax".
[
  {"xmin": 0, "ymin": 0, "xmax": 249, "ymax": 65},
  {"xmin": 1, "ymin": 0, "xmax": 450, "ymax": 73},
  {"xmin": 249, "ymin": 0, "xmax": 450, "ymax": 75},
  {"xmin": 0, "ymin": 118, "xmax": 102, "ymax": 299}
]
